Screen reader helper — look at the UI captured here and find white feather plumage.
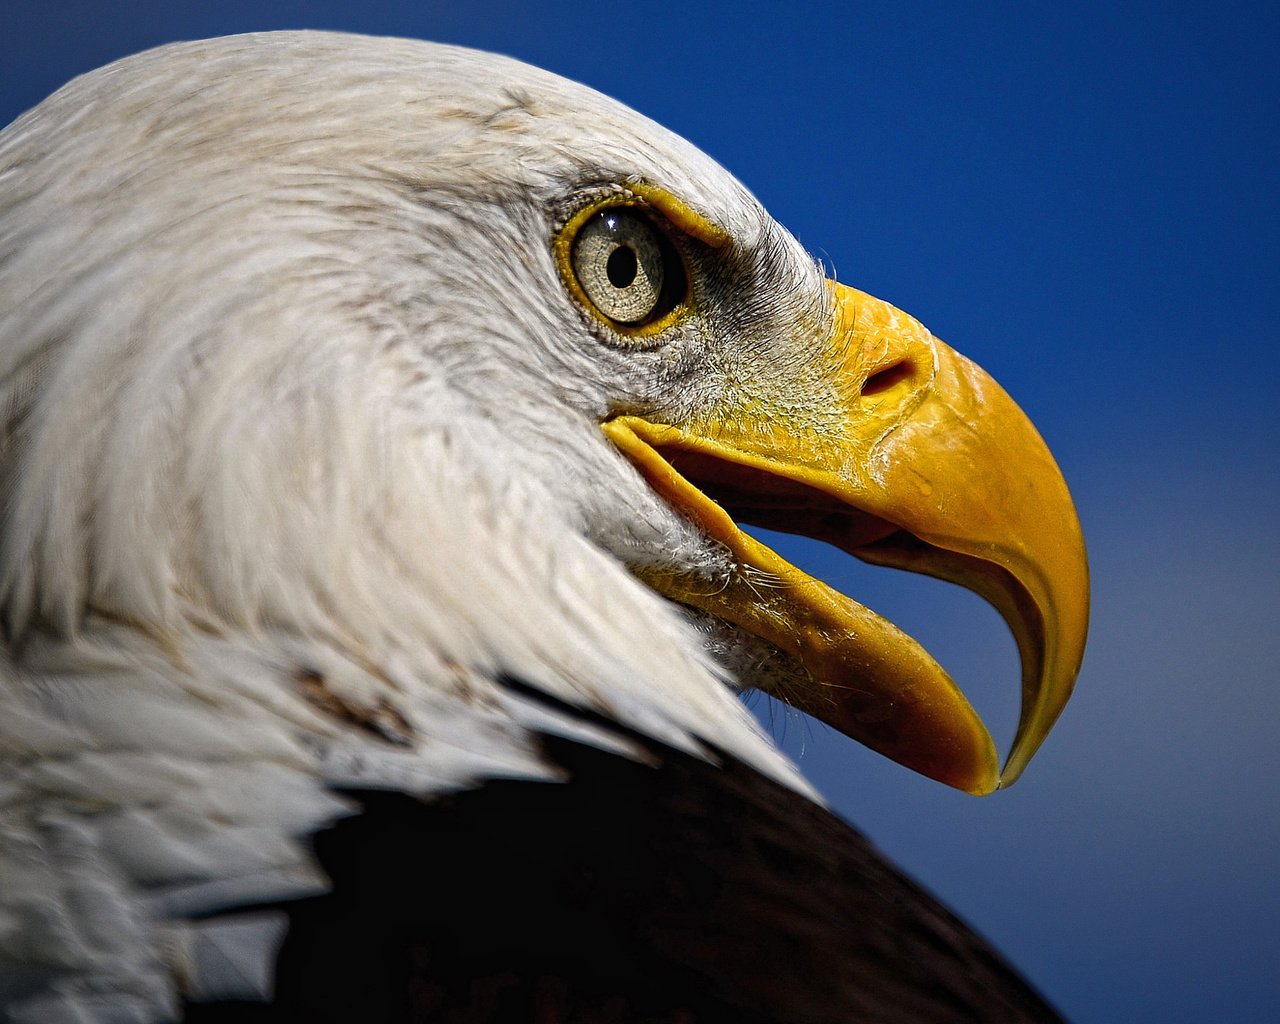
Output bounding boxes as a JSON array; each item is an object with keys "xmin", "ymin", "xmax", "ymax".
[{"xmin": 0, "ymin": 31, "xmax": 833, "ymax": 1018}]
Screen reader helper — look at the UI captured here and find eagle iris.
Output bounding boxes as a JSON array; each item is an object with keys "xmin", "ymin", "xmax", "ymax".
[{"xmin": 570, "ymin": 208, "xmax": 683, "ymax": 327}]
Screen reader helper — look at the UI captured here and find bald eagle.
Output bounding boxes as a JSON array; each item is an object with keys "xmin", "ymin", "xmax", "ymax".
[{"xmin": 0, "ymin": 32, "xmax": 1088, "ymax": 1024}]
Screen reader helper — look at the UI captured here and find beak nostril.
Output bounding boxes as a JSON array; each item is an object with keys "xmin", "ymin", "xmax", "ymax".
[{"xmin": 861, "ymin": 360, "xmax": 914, "ymax": 397}]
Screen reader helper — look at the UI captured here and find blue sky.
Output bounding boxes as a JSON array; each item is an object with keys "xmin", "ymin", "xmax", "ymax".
[{"xmin": 4, "ymin": 2, "xmax": 1277, "ymax": 1021}]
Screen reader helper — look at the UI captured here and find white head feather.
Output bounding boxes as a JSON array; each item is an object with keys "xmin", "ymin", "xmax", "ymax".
[{"xmin": 0, "ymin": 32, "xmax": 835, "ymax": 1018}]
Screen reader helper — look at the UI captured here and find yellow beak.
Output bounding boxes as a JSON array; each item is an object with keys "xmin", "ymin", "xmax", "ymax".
[{"xmin": 603, "ymin": 282, "xmax": 1089, "ymax": 795}]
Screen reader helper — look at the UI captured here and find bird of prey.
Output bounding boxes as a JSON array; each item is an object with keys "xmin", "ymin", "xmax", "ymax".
[{"xmin": 0, "ymin": 31, "xmax": 1088, "ymax": 1024}]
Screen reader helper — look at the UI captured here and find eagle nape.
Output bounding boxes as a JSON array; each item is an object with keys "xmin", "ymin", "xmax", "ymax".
[{"xmin": 0, "ymin": 30, "xmax": 1088, "ymax": 1024}]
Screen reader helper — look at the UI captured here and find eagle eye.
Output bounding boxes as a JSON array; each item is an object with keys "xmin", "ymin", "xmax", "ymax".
[{"xmin": 568, "ymin": 207, "xmax": 687, "ymax": 329}]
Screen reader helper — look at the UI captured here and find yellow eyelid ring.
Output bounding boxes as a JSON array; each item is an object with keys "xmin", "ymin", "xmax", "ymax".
[
  {"xmin": 622, "ymin": 182, "xmax": 731, "ymax": 249},
  {"xmin": 554, "ymin": 185, "xmax": 723, "ymax": 339}
]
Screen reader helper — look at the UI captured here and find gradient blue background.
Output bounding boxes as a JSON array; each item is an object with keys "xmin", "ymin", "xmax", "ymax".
[{"xmin": 3, "ymin": 2, "xmax": 1276, "ymax": 1021}]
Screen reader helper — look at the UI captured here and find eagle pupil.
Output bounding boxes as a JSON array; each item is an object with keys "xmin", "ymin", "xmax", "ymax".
[{"xmin": 607, "ymin": 245, "xmax": 638, "ymax": 288}]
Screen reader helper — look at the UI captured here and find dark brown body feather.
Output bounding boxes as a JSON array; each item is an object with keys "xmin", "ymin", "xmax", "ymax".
[{"xmin": 186, "ymin": 684, "xmax": 1062, "ymax": 1024}]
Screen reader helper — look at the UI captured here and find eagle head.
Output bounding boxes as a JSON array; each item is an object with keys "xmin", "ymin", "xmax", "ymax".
[{"xmin": 0, "ymin": 31, "xmax": 1087, "ymax": 803}]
